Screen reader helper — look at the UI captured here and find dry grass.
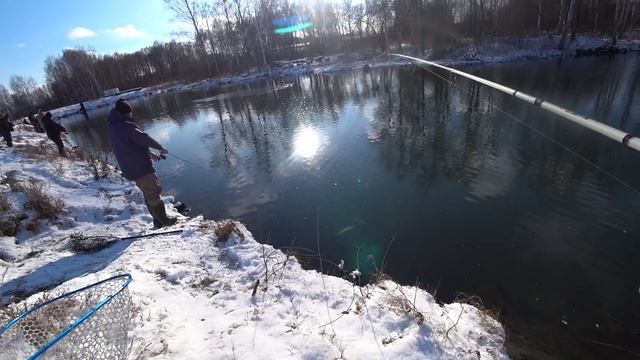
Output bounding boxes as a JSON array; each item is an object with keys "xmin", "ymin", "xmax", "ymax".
[
  {"xmin": 0, "ymin": 216, "xmax": 19, "ymax": 237},
  {"xmin": 453, "ymin": 292, "xmax": 501, "ymax": 324},
  {"xmin": 191, "ymin": 276, "xmax": 217, "ymax": 289},
  {"xmin": 0, "ymin": 290, "xmax": 64, "ymax": 323},
  {"xmin": 0, "ymin": 191, "xmax": 19, "ymax": 236},
  {"xmin": 15, "ymin": 141, "xmax": 60, "ymax": 161},
  {"xmin": 368, "ymin": 268, "xmax": 427, "ymax": 325},
  {"xmin": 72, "ymin": 148, "xmax": 113, "ymax": 180},
  {"xmin": 0, "ymin": 290, "xmax": 77, "ymax": 349},
  {"xmin": 22, "ymin": 182, "xmax": 66, "ymax": 221},
  {"xmin": 16, "ymin": 142, "xmax": 113, "ymax": 181},
  {"xmin": 383, "ymin": 284, "xmax": 426, "ymax": 325},
  {"xmin": 215, "ymin": 220, "xmax": 236, "ymax": 241},
  {"xmin": 54, "ymin": 162, "xmax": 66, "ymax": 177},
  {"xmin": 207, "ymin": 220, "xmax": 245, "ymax": 242},
  {"xmin": 0, "ymin": 191, "xmax": 11, "ymax": 212}
]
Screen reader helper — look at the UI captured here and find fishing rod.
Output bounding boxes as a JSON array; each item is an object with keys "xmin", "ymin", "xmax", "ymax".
[{"xmin": 392, "ymin": 53, "xmax": 640, "ymax": 152}]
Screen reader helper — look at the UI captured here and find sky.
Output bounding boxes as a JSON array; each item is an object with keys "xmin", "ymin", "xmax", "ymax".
[{"xmin": 0, "ymin": 0, "xmax": 180, "ymax": 88}]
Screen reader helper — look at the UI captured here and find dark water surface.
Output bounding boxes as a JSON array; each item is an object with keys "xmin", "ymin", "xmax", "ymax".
[{"xmin": 67, "ymin": 55, "xmax": 640, "ymax": 359}]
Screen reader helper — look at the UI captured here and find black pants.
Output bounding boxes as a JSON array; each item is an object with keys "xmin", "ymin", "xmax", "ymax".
[
  {"xmin": 1, "ymin": 131, "xmax": 12, "ymax": 147},
  {"xmin": 50, "ymin": 136, "xmax": 64, "ymax": 154}
]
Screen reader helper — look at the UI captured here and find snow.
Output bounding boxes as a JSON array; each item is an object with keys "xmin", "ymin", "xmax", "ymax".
[
  {"xmin": 0, "ymin": 129, "xmax": 508, "ymax": 359},
  {"xmin": 432, "ymin": 35, "xmax": 640, "ymax": 66}
]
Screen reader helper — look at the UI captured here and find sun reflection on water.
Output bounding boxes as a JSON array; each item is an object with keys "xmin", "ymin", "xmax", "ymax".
[{"xmin": 293, "ymin": 126, "xmax": 321, "ymax": 159}]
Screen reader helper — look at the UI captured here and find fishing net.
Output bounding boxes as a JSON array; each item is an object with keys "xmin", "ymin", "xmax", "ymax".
[
  {"xmin": 69, "ymin": 232, "xmax": 120, "ymax": 252},
  {"xmin": 0, "ymin": 274, "xmax": 132, "ymax": 360},
  {"xmin": 69, "ymin": 230, "xmax": 184, "ymax": 252}
]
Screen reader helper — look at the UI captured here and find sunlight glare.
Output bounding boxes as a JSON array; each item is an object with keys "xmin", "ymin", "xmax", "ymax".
[{"xmin": 293, "ymin": 126, "xmax": 321, "ymax": 159}]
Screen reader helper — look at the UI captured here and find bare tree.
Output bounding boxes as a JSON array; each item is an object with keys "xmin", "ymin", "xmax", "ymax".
[
  {"xmin": 9, "ymin": 76, "xmax": 47, "ymax": 116},
  {"xmin": 0, "ymin": 85, "xmax": 13, "ymax": 114},
  {"xmin": 537, "ymin": 0, "xmax": 544, "ymax": 31},
  {"xmin": 164, "ymin": 0, "xmax": 202, "ymax": 39},
  {"xmin": 593, "ymin": 0, "xmax": 600, "ymax": 33},
  {"xmin": 558, "ymin": 0, "xmax": 567, "ymax": 34},
  {"xmin": 559, "ymin": 0, "xmax": 577, "ymax": 49},
  {"xmin": 5, "ymin": 0, "xmax": 639, "ymax": 112},
  {"xmin": 611, "ymin": 0, "xmax": 635, "ymax": 45}
]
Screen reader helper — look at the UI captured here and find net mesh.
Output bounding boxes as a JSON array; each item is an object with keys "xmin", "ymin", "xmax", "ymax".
[{"xmin": 0, "ymin": 275, "xmax": 131, "ymax": 360}]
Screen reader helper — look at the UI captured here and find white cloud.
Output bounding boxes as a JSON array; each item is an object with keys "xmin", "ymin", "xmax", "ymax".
[
  {"xmin": 68, "ymin": 26, "xmax": 96, "ymax": 40},
  {"xmin": 107, "ymin": 25, "xmax": 147, "ymax": 38},
  {"xmin": 17, "ymin": 43, "xmax": 26, "ymax": 48}
]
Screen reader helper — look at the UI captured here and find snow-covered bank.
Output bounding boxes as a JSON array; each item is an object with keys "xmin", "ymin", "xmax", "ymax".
[
  {"xmin": 430, "ymin": 35, "xmax": 640, "ymax": 65},
  {"xmin": 0, "ymin": 129, "xmax": 508, "ymax": 359}
]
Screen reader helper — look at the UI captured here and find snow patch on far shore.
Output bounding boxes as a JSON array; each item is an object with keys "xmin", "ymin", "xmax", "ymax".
[
  {"xmin": 0, "ymin": 130, "xmax": 509, "ymax": 359},
  {"xmin": 434, "ymin": 35, "xmax": 640, "ymax": 66}
]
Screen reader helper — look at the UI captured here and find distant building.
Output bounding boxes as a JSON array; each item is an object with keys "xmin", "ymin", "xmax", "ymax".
[{"xmin": 104, "ymin": 88, "xmax": 120, "ymax": 97}]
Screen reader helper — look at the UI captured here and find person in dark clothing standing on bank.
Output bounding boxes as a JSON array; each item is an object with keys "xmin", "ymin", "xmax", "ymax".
[
  {"xmin": 107, "ymin": 99, "xmax": 176, "ymax": 228},
  {"xmin": 0, "ymin": 113, "xmax": 14, "ymax": 147},
  {"xmin": 27, "ymin": 111, "xmax": 44, "ymax": 132},
  {"xmin": 41, "ymin": 112, "xmax": 68, "ymax": 155}
]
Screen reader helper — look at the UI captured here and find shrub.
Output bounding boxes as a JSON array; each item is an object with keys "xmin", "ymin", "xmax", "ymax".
[{"xmin": 22, "ymin": 183, "xmax": 66, "ymax": 221}]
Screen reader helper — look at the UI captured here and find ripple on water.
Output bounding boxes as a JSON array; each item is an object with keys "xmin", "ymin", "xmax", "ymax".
[{"xmin": 465, "ymin": 148, "xmax": 523, "ymax": 202}]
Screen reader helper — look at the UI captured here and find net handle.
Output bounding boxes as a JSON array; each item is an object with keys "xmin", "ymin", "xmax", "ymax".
[{"xmin": 0, "ymin": 274, "xmax": 132, "ymax": 358}]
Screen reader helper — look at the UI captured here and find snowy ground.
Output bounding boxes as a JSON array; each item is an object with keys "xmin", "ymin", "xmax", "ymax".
[
  {"xmin": 0, "ymin": 129, "xmax": 508, "ymax": 359},
  {"xmin": 50, "ymin": 34, "xmax": 640, "ymax": 123},
  {"xmin": 431, "ymin": 34, "xmax": 640, "ymax": 65}
]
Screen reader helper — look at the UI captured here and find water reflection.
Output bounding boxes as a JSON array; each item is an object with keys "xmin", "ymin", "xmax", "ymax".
[{"xmin": 66, "ymin": 54, "xmax": 640, "ymax": 360}]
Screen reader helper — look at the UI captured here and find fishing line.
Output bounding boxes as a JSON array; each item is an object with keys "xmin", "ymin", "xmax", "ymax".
[
  {"xmin": 393, "ymin": 53, "xmax": 640, "ymax": 151},
  {"xmin": 162, "ymin": 153, "xmax": 218, "ymax": 175},
  {"xmin": 407, "ymin": 59, "xmax": 640, "ymax": 196}
]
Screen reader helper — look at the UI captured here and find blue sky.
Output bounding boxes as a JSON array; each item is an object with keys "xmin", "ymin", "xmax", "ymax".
[{"xmin": 1, "ymin": 0, "xmax": 179, "ymax": 88}]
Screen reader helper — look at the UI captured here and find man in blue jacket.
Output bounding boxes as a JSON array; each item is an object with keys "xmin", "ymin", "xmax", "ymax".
[{"xmin": 107, "ymin": 99, "xmax": 176, "ymax": 228}]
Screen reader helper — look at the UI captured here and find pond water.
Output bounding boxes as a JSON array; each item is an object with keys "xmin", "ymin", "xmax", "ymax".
[{"xmin": 67, "ymin": 54, "xmax": 640, "ymax": 359}]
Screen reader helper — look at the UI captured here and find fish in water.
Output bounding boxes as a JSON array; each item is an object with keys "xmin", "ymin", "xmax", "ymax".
[{"xmin": 336, "ymin": 225, "xmax": 355, "ymax": 236}]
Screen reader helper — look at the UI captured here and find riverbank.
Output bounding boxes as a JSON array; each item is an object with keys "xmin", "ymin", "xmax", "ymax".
[
  {"xmin": 49, "ymin": 34, "xmax": 640, "ymax": 121},
  {"xmin": 0, "ymin": 128, "xmax": 507, "ymax": 358}
]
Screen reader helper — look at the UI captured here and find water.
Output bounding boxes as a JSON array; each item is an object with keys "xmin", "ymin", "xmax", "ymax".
[{"xmin": 67, "ymin": 55, "xmax": 640, "ymax": 359}]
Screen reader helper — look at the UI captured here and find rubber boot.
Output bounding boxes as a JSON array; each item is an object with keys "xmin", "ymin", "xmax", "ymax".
[
  {"xmin": 145, "ymin": 203, "xmax": 162, "ymax": 229},
  {"xmin": 150, "ymin": 203, "xmax": 177, "ymax": 228}
]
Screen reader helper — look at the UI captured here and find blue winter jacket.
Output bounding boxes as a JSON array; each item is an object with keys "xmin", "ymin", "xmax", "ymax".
[{"xmin": 107, "ymin": 109, "xmax": 164, "ymax": 181}]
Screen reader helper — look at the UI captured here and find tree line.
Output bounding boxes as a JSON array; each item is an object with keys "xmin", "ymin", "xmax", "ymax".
[{"xmin": 1, "ymin": 0, "xmax": 638, "ymax": 117}]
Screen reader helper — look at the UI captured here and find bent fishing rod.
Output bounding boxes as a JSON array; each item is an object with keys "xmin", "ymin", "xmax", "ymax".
[{"xmin": 392, "ymin": 53, "xmax": 640, "ymax": 152}]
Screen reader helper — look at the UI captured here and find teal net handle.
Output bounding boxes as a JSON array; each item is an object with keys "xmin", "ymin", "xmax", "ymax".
[{"xmin": 0, "ymin": 274, "xmax": 132, "ymax": 359}]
